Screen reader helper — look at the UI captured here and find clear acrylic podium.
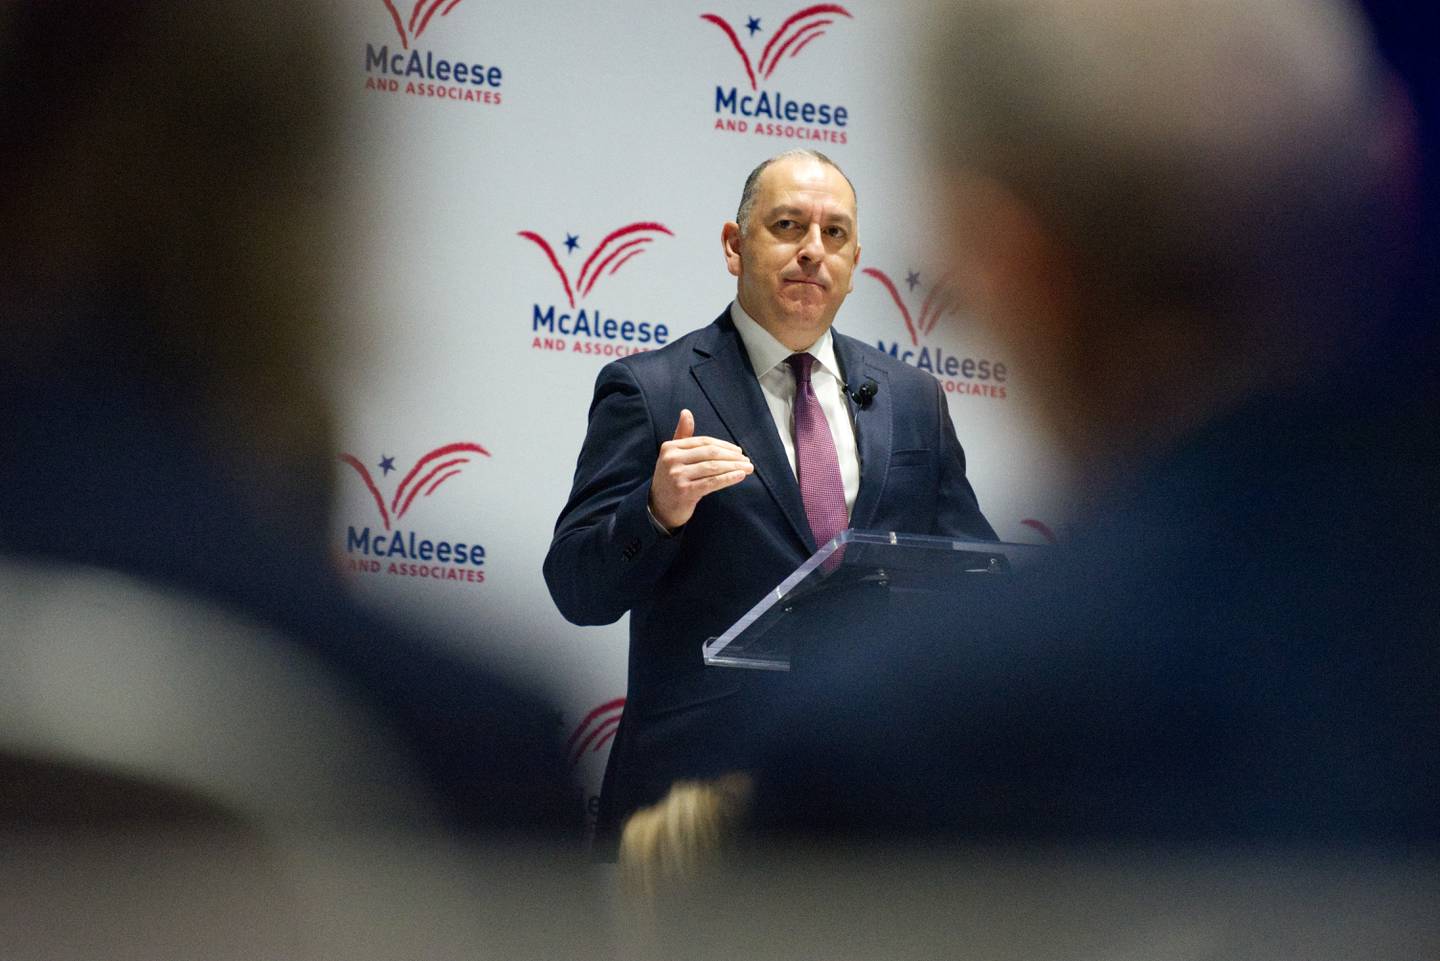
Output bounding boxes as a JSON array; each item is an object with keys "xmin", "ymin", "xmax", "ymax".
[{"xmin": 702, "ymin": 529, "xmax": 1051, "ymax": 671}]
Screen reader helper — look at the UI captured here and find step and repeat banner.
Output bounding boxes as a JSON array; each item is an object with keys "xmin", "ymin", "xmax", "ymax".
[{"xmin": 328, "ymin": 0, "xmax": 1070, "ymax": 825}]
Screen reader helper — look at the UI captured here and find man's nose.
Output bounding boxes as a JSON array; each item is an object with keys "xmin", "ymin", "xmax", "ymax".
[{"xmin": 797, "ymin": 223, "xmax": 824, "ymax": 263}]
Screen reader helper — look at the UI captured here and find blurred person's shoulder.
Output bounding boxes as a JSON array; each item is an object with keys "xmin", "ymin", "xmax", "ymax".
[{"xmin": 0, "ymin": 555, "xmax": 436, "ymax": 828}]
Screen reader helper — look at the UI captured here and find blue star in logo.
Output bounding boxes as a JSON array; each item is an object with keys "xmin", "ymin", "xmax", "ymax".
[
  {"xmin": 564, "ymin": 233, "xmax": 580, "ymax": 253},
  {"xmin": 746, "ymin": 15, "xmax": 762, "ymax": 35},
  {"xmin": 906, "ymin": 270, "xmax": 921, "ymax": 291},
  {"xmin": 378, "ymin": 455, "xmax": 396, "ymax": 476}
]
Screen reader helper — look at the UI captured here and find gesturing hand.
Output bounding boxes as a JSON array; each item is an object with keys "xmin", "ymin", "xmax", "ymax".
[{"xmin": 648, "ymin": 409, "xmax": 753, "ymax": 530}]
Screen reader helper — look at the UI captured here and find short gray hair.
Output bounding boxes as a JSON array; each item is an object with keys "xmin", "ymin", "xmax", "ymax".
[
  {"xmin": 926, "ymin": 0, "xmax": 1394, "ymax": 334},
  {"xmin": 735, "ymin": 149, "xmax": 857, "ymax": 235}
]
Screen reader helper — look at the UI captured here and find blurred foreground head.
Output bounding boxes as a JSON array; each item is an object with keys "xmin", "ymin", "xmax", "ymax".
[
  {"xmin": 929, "ymin": 0, "xmax": 1414, "ymax": 487},
  {"xmin": 1, "ymin": 0, "xmax": 341, "ymax": 526},
  {"xmin": 1, "ymin": 5, "xmax": 591, "ymax": 955}
]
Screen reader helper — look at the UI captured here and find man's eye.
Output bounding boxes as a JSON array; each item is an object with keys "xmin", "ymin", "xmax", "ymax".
[
  {"xmin": 774, "ymin": 219, "xmax": 799, "ymax": 231},
  {"xmin": 824, "ymin": 226, "xmax": 847, "ymax": 240}
]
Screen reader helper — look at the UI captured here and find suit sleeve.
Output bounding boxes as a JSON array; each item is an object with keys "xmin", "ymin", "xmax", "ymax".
[
  {"xmin": 543, "ymin": 361, "xmax": 685, "ymax": 626},
  {"xmin": 932, "ymin": 377, "xmax": 999, "ymax": 541}
]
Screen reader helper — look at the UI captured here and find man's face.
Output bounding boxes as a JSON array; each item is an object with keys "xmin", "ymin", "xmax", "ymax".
[{"xmin": 723, "ymin": 157, "xmax": 860, "ymax": 349}]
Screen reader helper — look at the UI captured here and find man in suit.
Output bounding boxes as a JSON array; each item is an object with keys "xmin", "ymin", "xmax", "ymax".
[
  {"xmin": 545, "ymin": 149, "xmax": 996, "ymax": 850},
  {"xmin": 605, "ymin": 6, "xmax": 1435, "ymax": 957}
]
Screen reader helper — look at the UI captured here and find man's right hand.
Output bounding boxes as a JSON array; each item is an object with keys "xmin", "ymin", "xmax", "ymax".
[{"xmin": 649, "ymin": 409, "xmax": 753, "ymax": 530}]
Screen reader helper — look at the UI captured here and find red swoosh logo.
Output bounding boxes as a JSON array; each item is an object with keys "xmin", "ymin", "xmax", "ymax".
[
  {"xmin": 567, "ymin": 698, "xmax": 626, "ymax": 766},
  {"xmin": 340, "ymin": 442, "xmax": 491, "ymax": 530},
  {"xmin": 863, "ymin": 267, "xmax": 962, "ymax": 346},
  {"xmin": 702, "ymin": 5, "xmax": 853, "ymax": 91},
  {"xmin": 520, "ymin": 222, "xmax": 674, "ymax": 308},
  {"xmin": 383, "ymin": 0, "xmax": 467, "ymax": 50}
]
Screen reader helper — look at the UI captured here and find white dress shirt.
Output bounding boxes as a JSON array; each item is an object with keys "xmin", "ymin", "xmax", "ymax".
[{"xmin": 730, "ymin": 301, "xmax": 860, "ymax": 517}]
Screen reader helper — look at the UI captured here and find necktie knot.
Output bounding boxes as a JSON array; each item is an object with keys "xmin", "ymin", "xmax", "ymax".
[{"xmin": 785, "ymin": 352, "xmax": 815, "ymax": 386}]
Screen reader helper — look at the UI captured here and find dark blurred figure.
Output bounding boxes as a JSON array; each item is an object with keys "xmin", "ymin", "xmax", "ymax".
[
  {"xmin": 754, "ymin": 0, "xmax": 1438, "ymax": 838},
  {"xmin": 1, "ymin": 2, "xmax": 588, "ymax": 957},
  {"xmin": 717, "ymin": 1, "xmax": 1440, "ymax": 951},
  {"xmin": 755, "ymin": 0, "xmax": 1438, "ymax": 848},
  {"xmin": 1359, "ymin": 0, "xmax": 1440, "ymax": 391}
]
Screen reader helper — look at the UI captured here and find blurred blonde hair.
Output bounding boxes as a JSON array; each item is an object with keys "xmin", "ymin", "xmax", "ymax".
[{"xmin": 618, "ymin": 773, "xmax": 754, "ymax": 901}]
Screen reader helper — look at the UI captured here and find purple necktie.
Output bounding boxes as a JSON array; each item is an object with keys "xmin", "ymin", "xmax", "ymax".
[{"xmin": 786, "ymin": 352, "xmax": 848, "ymax": 548}]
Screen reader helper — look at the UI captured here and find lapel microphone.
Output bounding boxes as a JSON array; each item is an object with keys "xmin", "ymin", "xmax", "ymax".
[{"xmin": 847, "ymin": 378, "xmax": 879, "ymax": 409}]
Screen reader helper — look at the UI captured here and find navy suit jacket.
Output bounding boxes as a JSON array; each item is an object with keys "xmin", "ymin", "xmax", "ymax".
[{"xmin": 544, "ymin": 309, "xmax": 995, "ymax": 844}]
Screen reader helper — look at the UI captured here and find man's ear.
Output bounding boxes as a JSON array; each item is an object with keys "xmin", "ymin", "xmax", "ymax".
[
  {"xmin": 848, "ymin": 241, "xmax": 861, "ymax": 293},
  {"xmin": 722, "ymin": 222, "xmax": 742, "ymax": 278},
  {"xmin": 944, "ymin": 169, "xmax": 1087, "ymax": 425},
  {"xmin": 944, "ymin": 171, "xmax": 1070, "ymax": 333}
]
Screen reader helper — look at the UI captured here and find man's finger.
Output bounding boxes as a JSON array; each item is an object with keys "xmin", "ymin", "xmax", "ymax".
[
  {"xmin": 672, "ymin": 409, "xmax": 695, "ymax": 441},
  {"xmin": 693, "ymin": 469, "xmax": 751, "ymax": 495},
  {"xmin": 672, "ymin": 459, "xmax": 754, "ymax": 482},
  {"xmin": 664, "ymin": 434, "xmax": 744, "ymax": 454},
  {"xmin": 665, "ymin": 444, "xmax": 751, "ymax": 466}
]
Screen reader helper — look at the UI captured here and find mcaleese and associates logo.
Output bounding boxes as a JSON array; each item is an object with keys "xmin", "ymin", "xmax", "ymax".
[
  {"xmin": 364, "ymin": 0, "xmax": 503, "ymax": 107},
  {"xmin": 863, "ymin": 266, "xmax": 1009, "ymax": 400},
  {"xmin": 339, "ymin": 443, "xmax": 490, "ymax": 585},
  {"xmin": 569, "ymin": 697, "xmax": 626, "ymax": 825},
  {"xmin": 519, "ymin": 222, "xmax": 675, "ymax": 360},
  {"xmin": 703, "ymin": 4, "xmax": 854, "ymax": 144}
]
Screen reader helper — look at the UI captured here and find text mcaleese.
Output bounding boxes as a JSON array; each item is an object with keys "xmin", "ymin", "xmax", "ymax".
[{"xmin": 365, "ymin": 44, "xmax": 502, "ymax": 87}]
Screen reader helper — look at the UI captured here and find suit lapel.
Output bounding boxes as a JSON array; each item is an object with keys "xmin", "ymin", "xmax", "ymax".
[
  {"xmin": 834, "ymin": 331, "xmax": 892, "ymax": 531},
  {"xmin": 690, "ymin": 313, "xmax": 814, "ymax": 551}
]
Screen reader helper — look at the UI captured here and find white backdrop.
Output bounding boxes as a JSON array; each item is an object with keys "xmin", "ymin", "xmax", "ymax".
[{"xmin": 328, "ymin": 0, "xmax": 1071, "ymax": 824}]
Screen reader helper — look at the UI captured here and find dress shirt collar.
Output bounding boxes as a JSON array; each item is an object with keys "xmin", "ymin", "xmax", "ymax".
[{"xmin": 729, "ymin": 300, "xmax": 842, "ymax": 382}]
